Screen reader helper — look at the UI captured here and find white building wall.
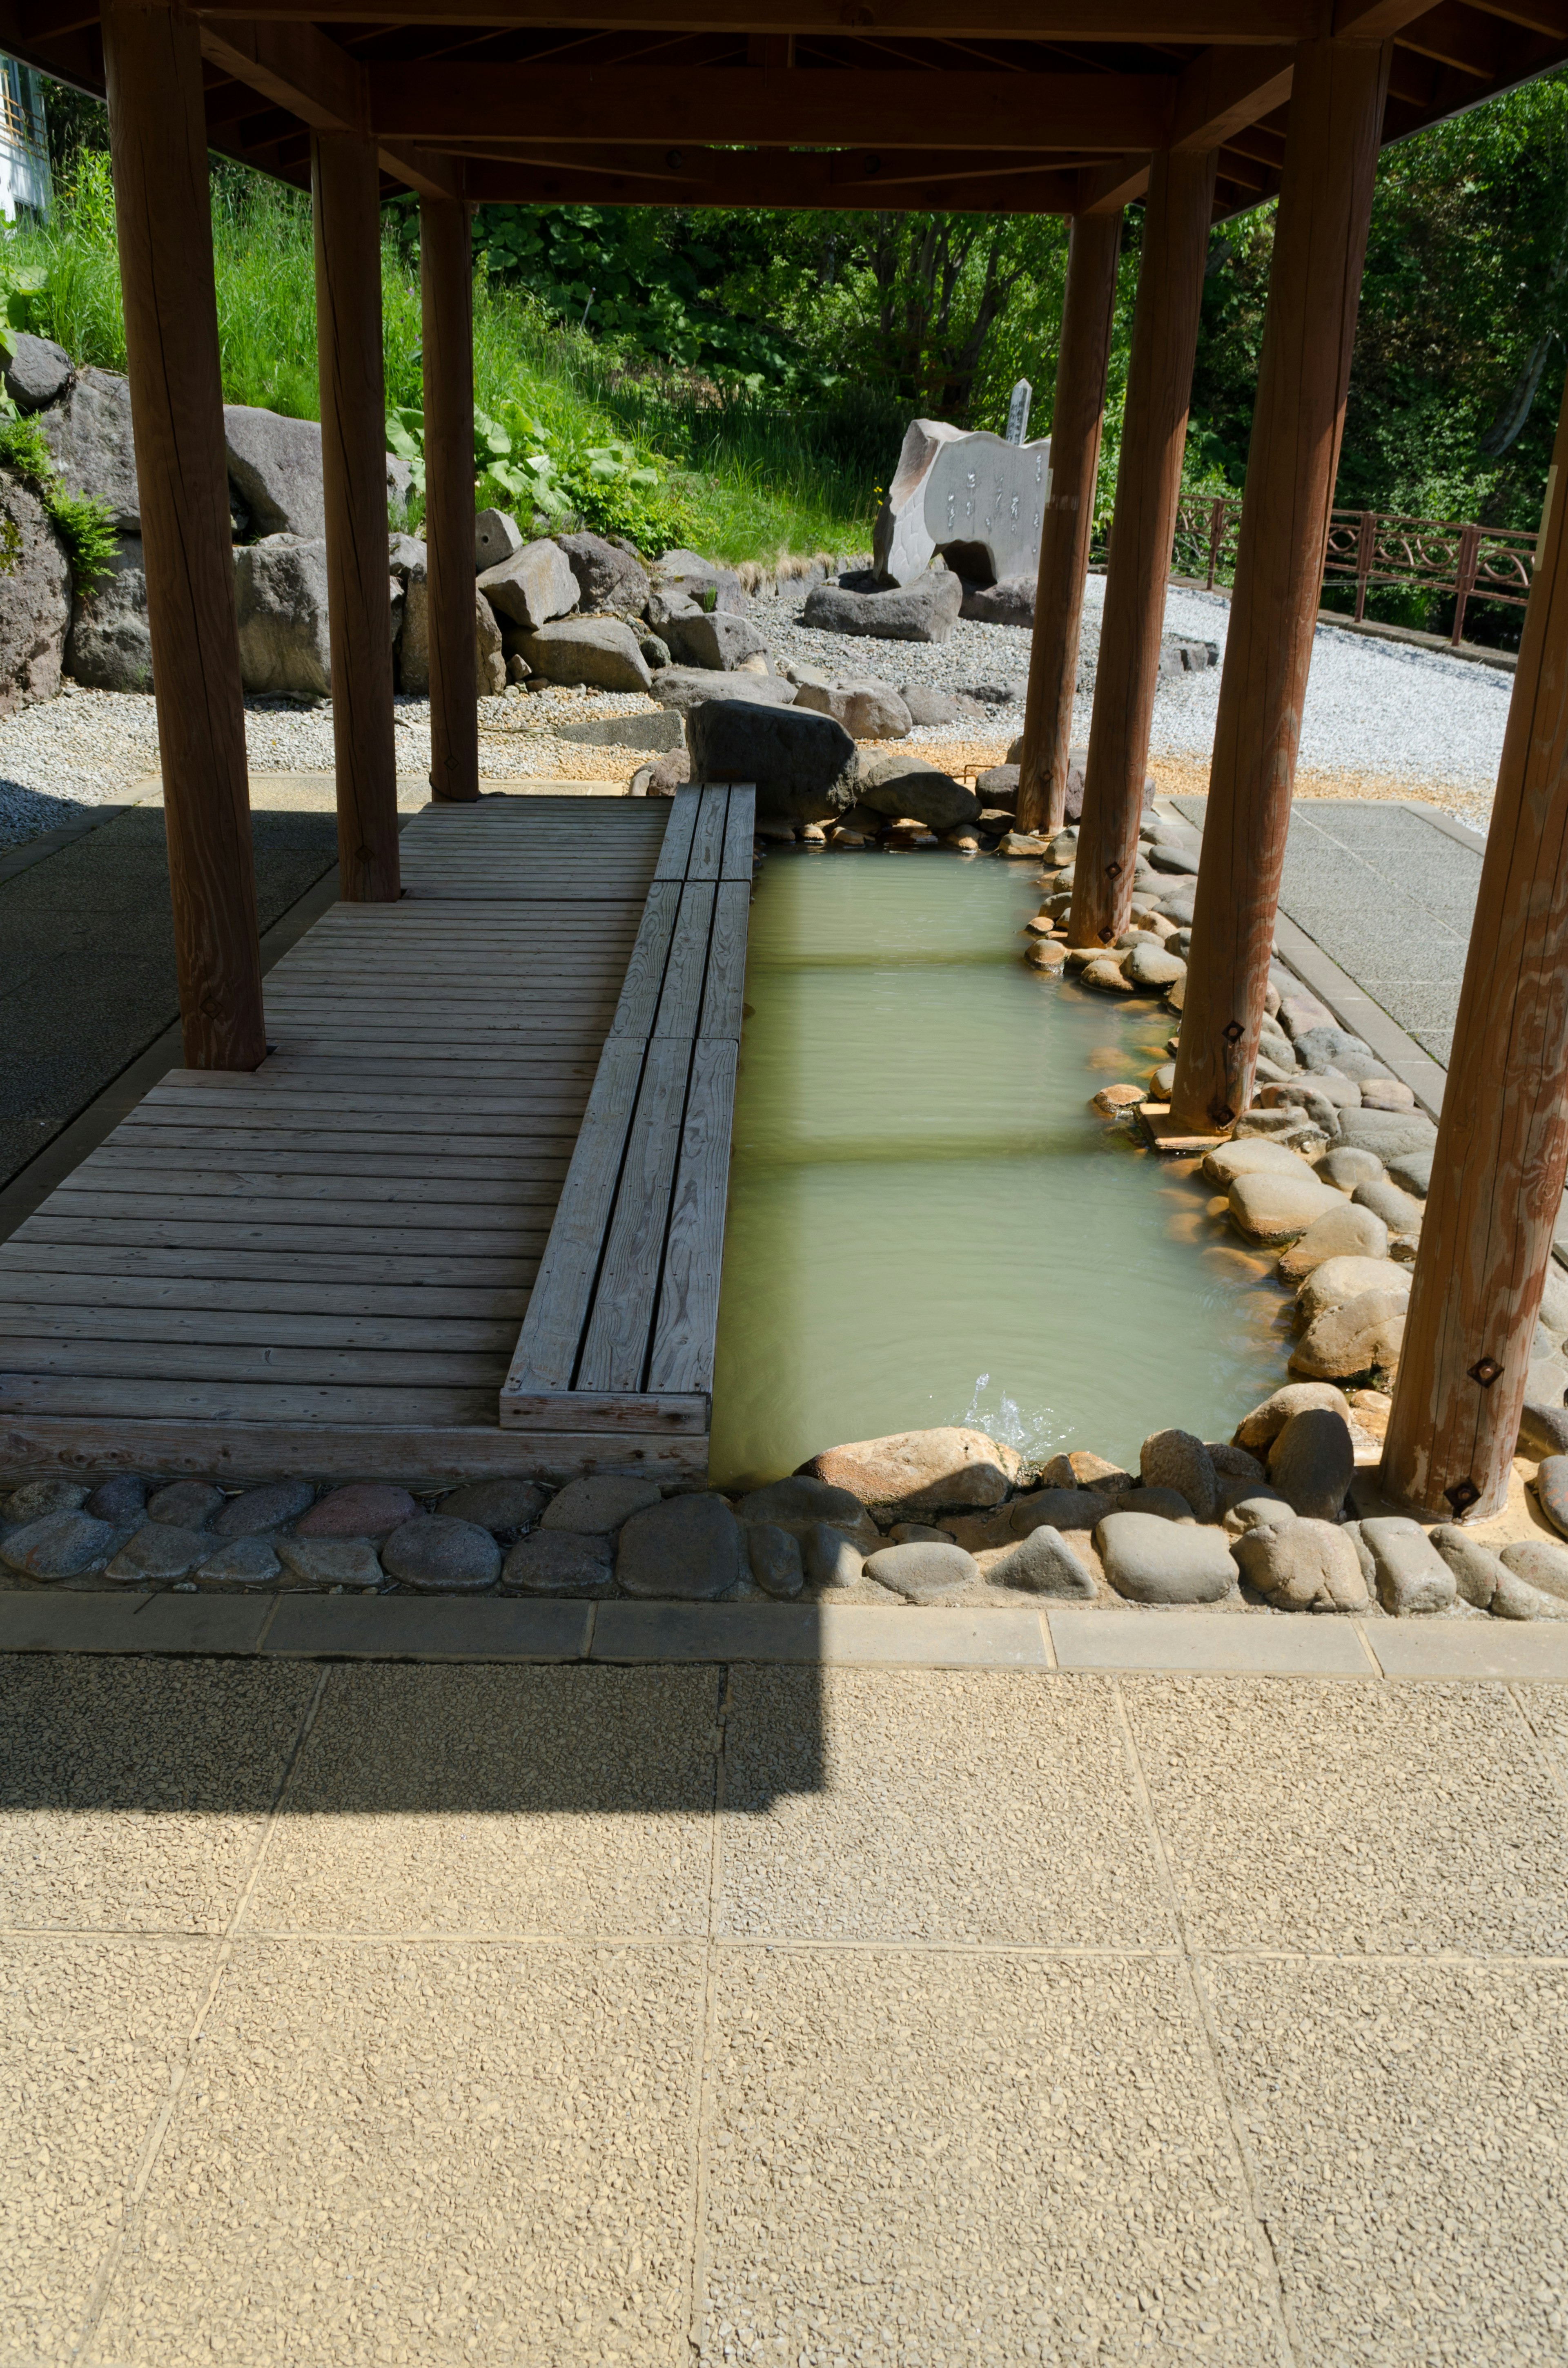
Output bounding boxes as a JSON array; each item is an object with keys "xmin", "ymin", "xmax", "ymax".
[{"xmin": 0, "ymin": 58, "xmax": 51, "ymax": 223}]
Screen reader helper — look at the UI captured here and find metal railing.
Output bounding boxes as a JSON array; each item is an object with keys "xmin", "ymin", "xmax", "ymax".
[{"xmin": 1169, "ymin": 494, "xmax": 1541, "ymax": 649}]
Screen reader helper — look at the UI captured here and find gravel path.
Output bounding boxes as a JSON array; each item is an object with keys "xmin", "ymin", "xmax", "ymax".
[{"xmin": 0, "ymin": 571, "xmax": 1515, "ymax": 849}]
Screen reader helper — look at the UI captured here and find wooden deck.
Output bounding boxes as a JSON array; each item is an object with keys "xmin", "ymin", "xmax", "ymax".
[{"xmin": 0, "ymin": 789, "xmax": 751, "ymax": 1485}]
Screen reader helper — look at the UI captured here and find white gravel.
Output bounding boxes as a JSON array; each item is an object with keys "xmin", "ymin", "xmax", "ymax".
[{"xmin": 0, "ymin": 571, "xmax": 1515, "ymax": 851}]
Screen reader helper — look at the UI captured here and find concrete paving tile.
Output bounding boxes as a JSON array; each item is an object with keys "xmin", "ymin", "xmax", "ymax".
[
  {"xmin": 1204, "ymin": 1960, "xmax": 1568, "ymax": 2366},
  {"xmin": 1517, "ymin": 1685, "xmax": 1568, "ymax": 1793},
  {"xmin": 1049, "ymin": 1608, "xmax": 1377, "ymax": 1675},
  {"xmin": 0, "ymin": 1656, "xmax": 319, "ymax": 1931},
  {"xmin": 248, "ymin": 1663, "xmax": 720, "ymax": 1936},
  {"xmin": 592, "ymin": 1601, "xmax": 1050, "ymax": 1666},
  {"xmin": 699, "ymin": 1949, "xmax": 1284, "ymax": 2366},
  {"xmin": 1368, "ymin": 1623, "xmax": 1568, "ymax": 1681},
  {"xmin": 263, "ymin": 1593, "xmax": 591, "ymax": 1660},
  {"xmin": 91, "ymin": 1938, "xmax": 704, "ymax": 2368},
  {"xmin": 1124, "ymin": 1677, "xmax": 1568, "ymax": 1955},
  {"xmin": 0, "ymin": 1590, "xmax": 272, "ymax": 1655},
  {"xmin": 719, "ymin": 1668, "xmax": 1172, "ymax": 1945},
  {"xmin": 0, "ymin": 1935, "xmax": 214, "ymax": 2366}
]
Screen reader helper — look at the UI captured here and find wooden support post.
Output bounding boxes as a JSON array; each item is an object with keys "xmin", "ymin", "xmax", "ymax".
[
  {"xmin": 313, "ymin": 131, "xmax": 400, "ymax": 899},
  {"xmin": 101, "ymin": 0, "xmax": 264, "ymax": 1072},
  {"xmin": 1016, "ymin": 211, "xmax": 1121, "ymax": 838},
  {"xmin": 419, "ymin": 193, "xmax": 478, "ymax": 803},
  {"xmin": 1065, "ymin": 150, "xmax": 1215, "ymax": 950},
  {"xmin": 1168, "ymin": 38, "xmax": 1390, "ymax": 1134},
  {"xmin": 1381, "ymin": 407, "xmax": 1568, "ymax": 1521}
]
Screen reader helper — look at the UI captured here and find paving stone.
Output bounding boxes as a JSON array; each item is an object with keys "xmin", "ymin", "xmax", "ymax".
[
  {"xmin": 274, "ymin": 1536, "xmax": 384, "ymax": 1588},
  {"xmin": 381, "ymin": 1514, "xmax": 501, "ymax": 1592},
  {"xmin": 433, "ymin": 1478, "xmax": 546, "ymax": 1538},
  {"xmin": 196, "ymin": 1536, "xmax": 283, "ymax": 1588},
  {"xmin": 862, "ymin": 1541, "xmax": 979, "ymax": 1604},
  {"xmin": 1139, "ymin": 1426, "xmax": 1218, "ymax": 1521},
  {"xmin": 146, "ymin": 1481, "xmax": 225, "ymax": 1530},
  {"xmin": 745, "ymin": 1521, "xmax": 805, "ymax": 1599},
  {"xmin": 1233, "ymin": 1380, "xmax": 1353, "ymax": 1452},
  {"xmin": 1359, "ymin": 1516, "xmax": 1457, "ymax": 1615},
  {"xmin": 616, "ymin": 1492, "xmax": 745, "ymax": 1599},
  {"xmin": 1266, "ymin": 1406, "xmax": 1355, "ymax": 1519},
  {"xmin": 1231, "ymin": 1516, "xmax": 1368, "ymax": 1610},
  {"xmin": 501, "ymin": 1530, "xmax": 615, "ymax": 1595},
  {"xmin": 105, "ymin": 1521, "xmax": 213, "ymax": 1582},
  {"xmin": 985, "ymin": 1524, "xmax": 1096, "ymax": 1597},
  {"xmin": 802, "ymin": 1521, "xmax": 863, "ymax": 1588},
  {"xmin": 1095, "ymin": 1511, "xmax": 1236, "ymax": 1604},
  {"xmin": 295, "ymin": 1483, "xmax": 416, "ymax": 1539},
  {"xmin": 540, "ymin": 1474, "xmax": 663, "ymax": 1533},
  {"xmin": 4, "ymin": 1479, "xmax": 87, "ymax": 1522},
  {"xmin": 0, "ymin": 1510, "xmax": 119, "ymax": 1579},
  {"xmin": 82, "ymin": 1474, "xmax": 147, "ymax": 1523},
  {"xmin": 210, "ymin": 1480, "xmax": 316, "ymax": 1537}
]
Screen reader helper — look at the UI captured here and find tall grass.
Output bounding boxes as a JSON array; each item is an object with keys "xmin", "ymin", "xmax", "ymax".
[{"xmin": 5, "ymin": 158, "xmax": 886, "ymax": 559}]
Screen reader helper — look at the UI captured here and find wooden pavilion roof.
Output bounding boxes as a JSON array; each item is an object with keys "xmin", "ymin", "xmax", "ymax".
[{"xmin": 7, "ymin": 2, "xmax": 1568, "ymax": 219}]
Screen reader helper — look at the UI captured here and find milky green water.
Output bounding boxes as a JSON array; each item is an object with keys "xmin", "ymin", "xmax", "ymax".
[{"xmin": 708, "ymin": 850, "xmax": 1294, "ymax": 1491}]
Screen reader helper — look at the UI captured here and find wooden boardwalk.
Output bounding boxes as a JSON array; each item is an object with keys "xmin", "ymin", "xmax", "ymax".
[{"xmin": 0, "ymin": 790, "xmax": 749, "ymax": 1485}]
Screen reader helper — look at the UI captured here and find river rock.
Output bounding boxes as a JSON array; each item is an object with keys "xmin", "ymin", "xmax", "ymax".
[
  {"xmin": 84, "ymin": 1475, "xmax": 147, "ymax": 1524},
  {"xmin": 381, "ymin": 1514, "xmax": 501, "ymax": 1591},
  {"xmin": 3, "ymin": 331, "xmax": 71, "ymax": 412},
  {"xmin": 1138, "ymin": 1429, "xmax": 1218, "ymax": 1520},
  {"xmin": 1277, "ymin": 1203, "xmax": 1390, "ymax": 1278},
  {"xmin": 1359, "ymin": 1077, "xmax": 1416, "ymax": 1110},
  {"xmin": 7, "ymin": 1479, "xmax": 88, "ymax": 1521},
  {"xmin": 1010, "ymin": 1486, "xmax": 1113, "ymax": 1536},
  {"xmin": 802, "ymin": 570, "xmax": 962, "ymax": 643},
  {"xmin": 1499, "ymin": 1535, "xmax": 1568, "ymax": 1604},
  {"xmin": 1521, "ymin": 1403, "xmax": 1568, "ymax": 1459},
  {"xmin": 502, "ymin": 1531, "xmax": 615, "ymax": 1595},
  {"xmin": 517, "ymin": 616, "xmax": 651, "ymax": 692},
  {"xmin": 617, "ymin": 1493, "xmax": 744, "ymax": 1599},
  {"xmin": 557, "ymin": 530, "xmax": 649, "ymax": 620},
  {"xmin": 803, "ymin": 1521, "xmax": 864, "ymax": 1588},
  {"xmin": 543, "ymin": 1475, "xmax": 662, "ymax": 1533},
  {"xmin": 145, "ymin": 1480, "xmax": 222, "ymax": 1529},
  {"xmin": 1385, "ymin": 1147, "xmax": 1433, "ymax": 1198},
  {"xmin": 1267, "ymin": 1407, "xmax": 1355, "ymax": 1519},
  {"xmin": 105, "ymin": 1521, "xmax": 213, "ymax": 1581},
  {"xmin": 1, "ymin": 1510, "xmax": 118, "ymax": 1579},
  {"xmin": 197, "ymin": 1536, "xmax": 282, "ymax": 1587},
  {"xmin": 1296, "ymin": 1255, "xmax": 1411, "ymax": 1320},
  {"xmin": 1290, "ymin": 1290, "xmax": 1407, "ymax": 1380},
  {"xmin": 1042, "ymin": 1450, "xmax": 1132, "ymax": 1493},
  {"xmin": 40, "ymin": 367, "xmax": 140, "ymax": 528},
  {"xmin": 66, "ymin": 532, "xmax": 152, "ymax": 692},
  {"xmin": 987, "ymin": 1525, "xmax": 1096, "ymax": 1597},
  {"xmin": 1427, "ymin": 1525, "xmax": 1568, "ymax": 1619},
  {"xmin": 1125, "ymin": 944, "xmax": 1186, "ymax": 990},
  {"xmin": 661, "ymin": 609, "xmax": 768, "ymax": 671},
  {"xmin": 0, "ymin": 473, "xmax": 69, "ymax": 711},
  {"xmin": 1234, "ymin": 1381, "xmax": 1354, "ymax": 1454},
  {"xmin": 275, "ymin": 1536, "xmax": 383, "ymax": 1588},
  {"xmin": 1359, "ymin": 1516, "xmax": 1456, "ymax": 1616},
  {"xmin": 687, "ymin": 699, "xmax": 856, "ymax": 826},
  {"xmin": 863, "ymin": 1541, "xmax": 978, "ymax": 1604},
  {"xmin": 1338, "ymin": 1110, "xmax": 1437, "ymax": 1162},
  {"xmin": 1229, "ymin": 1171, "xmax": 1345, "ymax": 1244},
  {"xmin": 800, "ymin": 1425, "xmax": 1015, "ymax": 1512},
  {"xmin": 1208, "ymin": 1443, "xmax": 1267, "ymax": 1484},
  {"xmin": 234, "ymin": 537, "xmax": 331, "ymax": 694},
  {"xmin": 1533, "ymin": 1454, "xmax": 1568, "ymax": 1540},
  {"xmin": 874, "ymin": 418, "xmax": 1048, "ymax": 586},
  {"xmin": 1317, "ymin": 1146, "xmax": 1384, "ymax": 1192},
  {"xmin": 1292, "ymin": 1026, "xmax": 1392, "ymax": 1083},
  {"xmin": 1132, "ymin": 1486, "xmax": 1196, "ymax": 1521},
  {"xmin": 436, "ymin": 1480, "xmax": 547, "ymax": 1539},
  {"xmin": 1203, "ymin": 1139, "xmax": 1316, "ymax": 1186},
  {"xmin": 793, "ymin": 676, "xmax": 913, "ymax": 740},
  {"xmin": 746, "ymin": 1522, "xmax": 805, "ymax": 1599},
  {"xmin": 737, "ymin": 1476, "xmax": 880, "ymax": 1553},
  {"xmin": 297, "ymin": 1483, "xmax": 416, "ymax": 1539},
  {"xmin": 1352, "ymin": 1178, "xmax": 1425, "ymax": 1235},
  {"xmin": 1095, "ymin": 1511, "xmax": 1236, "ymax": 1605},
  {"xmin": 1222, "ymin": 1486, "xmax": 1296, "ymax": 1531},
  {"xmin": 1231, "ymin": 1517, "xmax": 1369, "ymax": 1611}
]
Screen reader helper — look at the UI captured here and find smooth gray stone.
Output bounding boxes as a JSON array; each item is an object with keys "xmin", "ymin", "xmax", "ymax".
[
  {"xmin": 802, "ymin": 570, "xmax": 962, "ymax": 643},
  {"xmin": 274, "ymin": 1536, "xmax": 383, "ymax": 1588},
  {"xmin": 105, "ymin": 1521, "xmax": 212, "ymax": 1581},
  {"xmin": 1429, "ymin": 1525, "xmax": 1513, "ymax": 1611},
  {"xmin": 1353, "ymin": 1177, "xmax": 1426, "ymax": 1235},
  {"xmin": 147, "ymin": 1480, "xmax": 224, "ymax": 1530},
  {"xmin": 1128, "ymin": 1486, "xmax": 1195, "ymax": 1521},
  {"xmin": 84, "ymin": 1474, "xmax": 148, "ymax": 1524},
  {"xmin": 739, "ymin": 1477, "xmax": 878, "ymax": 1552},
  {"xmin": 987, "ymin": 1526, "xmax": 1096, "ymax": 1598},
  {"xmin": 297, "ymin": 1482, "xmax": 416, "ymax": 1539},
  {"xmin": 473, "ymin": 505, "xmax": 522, "ymax": 569},
  {"xmin": 477, "ymin": 536, "xmax": 578, "ymax": 629},
  {"xmin": 4, "ymin": 330, "xmax": 72, "ymax": 412},
  {"xmin": 1527, "ymin": 1359, "xmax": 1568, "ymax": 1407},
  {"xmin": 802, "ymin": 1521, "xmax": 863, "ymax": 1589},
  {"xmin": 1385, "ymin": 1146, "xmax": 1432, "ymax": 1197},
  {"xmin": 381, "ymin": 1515, "xmax": 501, "ymax": 1592},
  {"xmin": 855, "ymin": 750, "xmax": 978, "ymax": 831},
  {"xmin": 1499, "ymin": 1536, "xmax": 1568, "ymax": 1603},
  {"xmin": 901, "ymin": 682, "xmax": 959, "ymax": 727},
  {"xmin": 616, "ymin": 1494, "xmax": 746, "ymax": 1600},
  {"xmin": 1267, "ymin": 1407, "xmax": 1354, "ymax": 1521},
  {"xmin": 0, "ymin": 1510, "xmax": 118, "ymax": 1580},
  {"xmin": 1222, "ymin": 1487, "xmax": 1296, "ymax": 1530},
  {"xmin": 541, "ymin": 1476, "xmax": 662, "ymax": 1534},
  {"xmin": 1337, "ymin": 1110, "xmax": 1438, "ymax": 1161},
  {"xmin": 862, "ymin": 1541, "xmax": 979, "ymax": 1605},
  {"xmin": 746, "ymin": 1522, "xmax": 806, "ymax": 1599},
  {"xmin": 501, "ymin": 1530, "xmax": 614, "ymax": 1597},
  {"xmin": 1318, "ymin": 1146, "xmax": 1384, "ymax": 1191},
  {"xmin": 211, "ymin": 1479, "xmax": 317, "ymax": 1537},
  {"xmin": 653, "ymin": 665, "xmax": 795, "ymax": 714},
  {"xmin": 1535, "ymin": 1454, "xmax": 1568, "ymax": 1540},
  {"xmin": 1231, "ymin": 1518, "xmax": 1368, "ymax": 1611},
  {"xmin": 1095, "ymin": 1512, "xmax": 1236, "ymax": 1605},
  {"xmin": 196, "ymin": 1536, "xmax": 283, "ymax": 1587},
  {"xmin": 1359, "ymin": 1516, "xmax": 1456, "ymax": 1616},
  {"xmin": 1139, "ymin": 1428, "xmax": 1218, "ymax": 1522},
  {"xmin": 1293, "ymin": 1026, "xmax": 1394, "ymax": 1083},
  {"xmin": 435, "ymin": 1479, "xmax": 547, "ymax": 1539},
  {"xmin": 1009, "ymin": 1486, "xmax": 1114, "ymax": 1538},
  {"xmin": 5, "ymin": 1479, "xmax": 88, "ymax": 1522},
  {"xmin": 1145, "ymin": 839, "xmax": 1201, "ymax": 874},
  {"xmin": 1520, "ymin": 1403, "xmax": 1568, "ymax": 1459}
]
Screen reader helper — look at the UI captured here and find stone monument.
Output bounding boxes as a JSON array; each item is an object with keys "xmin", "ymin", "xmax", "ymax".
[{"xmin": 872, "ymin": 416, "xmax": 1051, "ymax": 589}]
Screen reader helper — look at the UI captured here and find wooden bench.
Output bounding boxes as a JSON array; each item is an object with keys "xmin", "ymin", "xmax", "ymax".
[{"xmin": 499, "ymin": 782, "xmax": 754, "ymax": 1473}]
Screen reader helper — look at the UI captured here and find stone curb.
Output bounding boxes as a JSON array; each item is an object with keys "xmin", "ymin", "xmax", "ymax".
[{"xmin": 6, "ymin": 1590, "xmax": 1568, "ymax": 1677}]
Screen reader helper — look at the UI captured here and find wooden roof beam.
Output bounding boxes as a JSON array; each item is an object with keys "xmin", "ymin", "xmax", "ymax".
[
  {"xmin": 196, "ymin": 18, "xmax": 367, "ymax": 133},
  {"xmin": 378, "ymin": 139, "xmax": 468, "ymax": 199},
  {"xmin": 1395, "ymin": 1, "xmax": 1499, "ymax": 72},
  {"xmin": 1076, "ymin": 152, "xmax": 1152, "ymax": 211},
  {"xmin": 186, "ymin": 2, "xmax": 1319, "ymax": 39},
  {"xmin": 457, "ymin": 151, "xmax": 1081, "ymax": 208},
  {"xmin": 1170, "ymin": 43, "xmax": 1295, "ymax": 148},
  {"xmin": 1444, "ymin": 0, "xmax": 1568, "ymax": 33}
]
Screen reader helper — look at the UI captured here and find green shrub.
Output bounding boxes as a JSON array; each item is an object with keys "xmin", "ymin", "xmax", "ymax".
[{"xmin": 0, "ymin": 411, "xmax": 116, "ymax": 591}]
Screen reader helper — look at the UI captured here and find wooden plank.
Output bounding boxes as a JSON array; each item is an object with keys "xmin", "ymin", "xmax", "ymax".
[
  {"xmin": 0, "ymin": 1335, "xmax": 504, "ymax": 1387},
  {"xmin": 0, "ymin": 1272, "xmax": 526, "ymax": 1325},
  {"xmin": 97, "ymin": 1134, "xmax": 575, "ymax": 1175},
  {"xmin": 720, "ymin": 783, "xmax": 757, "ymax": 879},
  {"xmin": 653, "ymin": 879, "xmax": 717, "ymax": 1041},
  {"xmin": 503, "ymin": 1038, "xmax": 648, "ymax": 1392},
  {"xmin": 607, "ymin": 879, "xmax": 681, "ymax": 1040},
  {"xmin": 70, "ymin": 1162, "xmax": 559, "ymax": 1209},
  {"xmin": 653, "ymin": 783, "xmax": 700, "ymax": 882},
  {"xmin": 143, "ymin": 1088, "xmax": 588, "ymax": 1124},
  {"xmin": 0, "ymin": 1414, "xmax": 706, "ymax": 1487},
  {"xmin": 0, "ymin": 1241, "xmax": 533, "ymax": 1289},
  {"xmin": 0, "ymin": 1304, "xmax": 514, "ymax": 1352},
  {"xmin": 647, "ymin": 1037, "xmax": 738, "ymax": 1397},
  {"xmin": 499, "ymin": 1389, "xmax": 708, "ymax": 1434},
  {"xmin": 0, "ymin": 1374, "xmax": 497, "ymax": 1424},
  {"xmin": 699, "ymin": 880, "xmax": 751, "ymax": 1041},
  {"xmin": 686, "ymin": 784, "xmax": 730, "ymax": 882},
  {"xmin": 16, "ymin": 1212, "xmax": 543, "ymax": 1257},
  {"xmin": 575, "ymin": 1035, "xmax": 693, "ymax": 1393}
]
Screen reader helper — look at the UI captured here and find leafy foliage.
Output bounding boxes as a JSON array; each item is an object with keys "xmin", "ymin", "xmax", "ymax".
[
  {"xmin": 385, "ymin": 395, "xmax": 690, "ymax": 550},
  {"xmin": 0, "ymin": 411, "xmax": 116, "ymax": 591}
]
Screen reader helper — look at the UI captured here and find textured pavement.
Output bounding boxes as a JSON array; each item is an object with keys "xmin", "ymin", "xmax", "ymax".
[{"xmin": 4, "ymin": 1651, "xmax": 1567, "ymax": 2366}]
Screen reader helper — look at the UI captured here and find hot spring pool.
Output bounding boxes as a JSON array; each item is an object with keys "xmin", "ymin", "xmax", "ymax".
[{"xmin": 708, "ymin": 849, "xmax": 1294, "ymax": 1491}]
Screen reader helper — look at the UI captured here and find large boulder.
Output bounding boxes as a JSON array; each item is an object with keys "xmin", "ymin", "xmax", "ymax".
[
  {"xmin": 3, "ymin": 332, "xmax": 72, "ymax": 414},
  {"xmin": 960, "ymin": 574, "xmax": 1035, "ymax": 627},
  {"xmin": 796, "ymin": 1425, "xmax": 1016, "ymax": 1512},
  {"xmin": 66, "ymin": 531, "xmax": 151, "ymax": 692},
  {"xmin": 516, "ymin": 615, "xmax": 652, "ymax": 692},
  {"xmin": 660, "ymin": 610, "xmax": 768, "ymax": 671},
  {"xmin": 39, "ymin": 367, "xmax": 140, "ymax": 529},
  {"xmin": 652, "ymin": 549, "xmax": 747, "ymax": 613},
  {"xmin": 792, "ymin": 676, "xmax": 913, "ymax": 740},
  {"xmin": 687, "ymin": 698, "xmax": 856, "ymax": 823},
  {"xmin": 873, "ymin": 417, "xmax": 1049, "ymax": 587},
  {"xmin": 854, "ymin": 749, "xmax": 978, "ymax": 831},
  {"xmin": 479, "ymin": 537, "xmax": 580, "ymax": 630},
  {"xmin": 233, "ymin": 536, "xmax": 331, "ymax": 694},
  {"xmin": 557, "ymin": 531, "xmax": 650, "ymax": 620},
  {"xmin": 651, "ymin": 666, "xmax": 796, "ymax": 715},
  {"xmin": 802, "ymin": 570, "xmax": 963, "ymax": 644},
  {"xmin": 0, "ymin": 473, "xmax": 71, "ymax": 713},
  {"xmin": 224, "ymin": 405, "xmax": 327, "ymax": 538}
]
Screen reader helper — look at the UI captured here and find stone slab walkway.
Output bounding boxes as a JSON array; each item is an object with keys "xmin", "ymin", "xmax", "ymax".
[{"xmin": 4, "ymin": 1642, "xmax": 1566, "ymax": 2366}]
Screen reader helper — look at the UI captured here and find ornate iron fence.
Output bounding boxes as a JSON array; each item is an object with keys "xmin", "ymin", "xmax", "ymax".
[{"xmin": 1168, "ymin": 495, "xmax": 1541, "ymax": 649}]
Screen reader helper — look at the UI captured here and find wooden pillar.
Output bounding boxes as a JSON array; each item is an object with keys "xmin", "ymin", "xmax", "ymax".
[
  {"xmin": 101, "ymin": 0, "xmax": 264, "ymax": 1071},
  {"xmin": 1066, "ymin": 151, "xmax": 1215, "ymax": 950},
  {"xmin": 1169, "ymin": 38, "xmax": 1390, "ymax": 1133},
  {"xmin": 1381, "ymin": 398, "xmax": 1568, "ymax": 1520},
  {"xmin": 1016, "ymin": 211, "xmax": 1122, "ymax": 838},
  {"xmin": 419, "ymin": 194, "xmax": 478, "ymax": 803},
  {"xmin": 313, "ymin": 131, "xmax": 400, "ymax": 900}
]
